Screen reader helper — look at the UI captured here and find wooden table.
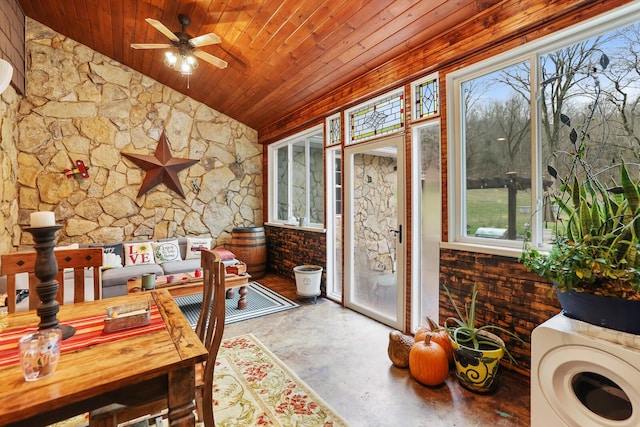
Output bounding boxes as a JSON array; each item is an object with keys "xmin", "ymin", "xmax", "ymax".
[
  {"xmin": 0, "ymin": 290, "xmax": 207, "ymax": 427},
  {"xmin": 128, "ymin": 272, "xmax": 252, "ymax": 309}
]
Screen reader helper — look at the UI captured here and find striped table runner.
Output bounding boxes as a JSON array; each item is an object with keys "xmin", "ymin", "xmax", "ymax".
[{"xmin": 0, "ymin": 305, "xmax": 165, "ymax": 368}]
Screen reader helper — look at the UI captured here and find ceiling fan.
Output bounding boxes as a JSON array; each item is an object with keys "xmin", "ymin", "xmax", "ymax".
[{"xmin": 131, "ymin": 14, "xmax": 228, "ymax": 72}]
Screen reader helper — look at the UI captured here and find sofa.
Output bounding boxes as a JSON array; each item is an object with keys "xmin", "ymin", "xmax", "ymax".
[{"xmin": 93, "ymin": 237, "xmax": 240, "ymax": 298}]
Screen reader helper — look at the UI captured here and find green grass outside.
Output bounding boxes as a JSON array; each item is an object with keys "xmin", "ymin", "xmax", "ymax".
[{"xmin": 466, "ymin": 188, "xmax": 542, "ymax": 238}]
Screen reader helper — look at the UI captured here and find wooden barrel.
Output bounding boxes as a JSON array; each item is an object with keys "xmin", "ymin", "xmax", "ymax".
[{"xmin": 231, "ymin": 227, "xmax": 267, "ymax": 279}]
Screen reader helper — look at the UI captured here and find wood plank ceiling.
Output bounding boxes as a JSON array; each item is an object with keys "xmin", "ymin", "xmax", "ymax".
[{"xmin": 17, "ymin": 0, "xmax": 501, "ymax": 136}]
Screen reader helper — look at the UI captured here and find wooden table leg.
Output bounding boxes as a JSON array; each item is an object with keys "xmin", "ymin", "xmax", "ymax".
[{"xmin": 167, "ymin": 367, "xmax": 197, "ymax": 427}]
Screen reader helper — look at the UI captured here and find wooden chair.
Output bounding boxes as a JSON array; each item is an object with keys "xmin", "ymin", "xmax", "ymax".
[
  {"xmin": 0, "ymin": 248, "xmax": 103, "ymax": 312},
  {"xmin": 195, "ymin": 249, "xmax": 226, "ymax": 426},
  {"xmin": 89, "ymin": 249, "xmax": 226, "ymax": 427}
]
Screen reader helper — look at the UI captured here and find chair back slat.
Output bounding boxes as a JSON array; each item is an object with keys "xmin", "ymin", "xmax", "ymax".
[
  {"xmin": 1, "ymin": 248, "xmax": 103, "ymax": 313},
  {"xmin": 198, "ymin": 248, "xmax": 226, "ymax": 427}
]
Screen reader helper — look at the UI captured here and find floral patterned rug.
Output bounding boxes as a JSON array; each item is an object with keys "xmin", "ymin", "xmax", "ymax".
[
  {"xmin": 213, "ymin": 333, "xmax": 349, "ymax": 426},
  {"xmin": 49, "ymin": 333, "xmax": 348, "ymax": 427}
]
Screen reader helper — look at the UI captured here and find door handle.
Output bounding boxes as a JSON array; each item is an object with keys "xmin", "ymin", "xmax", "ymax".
[{"xmin": 390, "ymin": 225, "xmax": 402, "ymax": 243}]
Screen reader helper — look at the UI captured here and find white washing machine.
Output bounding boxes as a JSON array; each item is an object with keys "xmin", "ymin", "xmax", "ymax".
[{"xmin": 531, "ymin": 314, "xmax": 640, "ymax": 426}]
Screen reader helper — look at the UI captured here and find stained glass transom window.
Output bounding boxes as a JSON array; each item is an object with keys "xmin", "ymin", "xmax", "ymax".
[
  {"xmin": 347, "ymin": 91, "xmax": 404, "ymax": 144},
  {"xmin": 414, "ymin": 77, "xmax": 439, "ymax": 119},
  {"xmin": 327, "ymin": 114, "xmax": 341, "ymax": 146}
]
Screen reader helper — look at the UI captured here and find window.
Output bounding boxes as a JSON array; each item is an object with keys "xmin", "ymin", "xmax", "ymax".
[
  {"xmin": 411, "ymin": 73, "xmax": 439, "ymax": 120},
  {"xmin": 448, "ymin": 3, "xmax": 640, "ymax": 253},
  {"xmin": 346, "ymin": 90, "xmax": 405, "ymax": 144},
  {"xmin": 269, "ymin": 126, "xmax": 324, "ymax": 227},
  {"xmin": 327, "ymin": 113, "xmax": 341, "ymax": 147}
]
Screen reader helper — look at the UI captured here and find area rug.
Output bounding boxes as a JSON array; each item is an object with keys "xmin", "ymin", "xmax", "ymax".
[
  {"xmin": 212, "ymin": 333, "xmax": 350, "ymax": 426},
  {"xmin": 174, "ymin": 282, "xmax": 299, "ymax": 327}
]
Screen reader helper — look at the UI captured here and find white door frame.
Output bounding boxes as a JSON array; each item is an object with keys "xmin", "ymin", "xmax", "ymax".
[{"xmin": 343, "ymin": 135, "xmax": 406, "ymax": 330}]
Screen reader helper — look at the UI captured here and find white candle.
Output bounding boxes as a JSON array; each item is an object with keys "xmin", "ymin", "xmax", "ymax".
[{"xmin": 30, "ymin": 211, "xmax": 55, "ymax": 227}]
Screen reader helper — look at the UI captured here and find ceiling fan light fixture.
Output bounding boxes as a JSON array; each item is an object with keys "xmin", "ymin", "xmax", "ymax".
[
  {"xmin": 164, "ymin": 51, "xmax": 178, "ymax": 67},
  {"xmin": 179, "ymin": 55, "xmax": 198, "ymax": 75},
  {"xmin": 132, "ymin": 14, "xmax": 225, "ymax": 87},
  {"xmin": 180, "ymin": 59, "xmax": 192, "ymax": 75}
]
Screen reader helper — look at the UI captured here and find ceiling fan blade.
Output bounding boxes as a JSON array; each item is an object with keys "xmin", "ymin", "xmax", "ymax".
[
  {"xmin": 193, "ymin": 50, "xmax": 228, "ymax": 69},
  {"xmin": 131, "ymin": 43, "xmax": 172, "ymax": 49},
  {"xmin": 145, "ymin": 18, "xmax": 179, "ymax": 42},
  {"xmin": 189, "ymin": 32, "xmax": 222, "ymax": 47}
]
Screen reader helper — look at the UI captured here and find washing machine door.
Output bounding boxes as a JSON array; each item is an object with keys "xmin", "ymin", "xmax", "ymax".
[{"xmin": 537, "ymin": 344, "xmax": 640, "ymax": 426}]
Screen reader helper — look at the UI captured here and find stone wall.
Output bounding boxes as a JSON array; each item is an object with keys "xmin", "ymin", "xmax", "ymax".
[
  {"xmin": 0, "ymin": 85, "xmax": 20, "ymax": 253},
  {"xmin": 14, "ymin": 18, "xmax": 261, "ymax": 249},
  {"xmin": 353, "ymin": 153, "xmax": 397, "ymax": 273}
]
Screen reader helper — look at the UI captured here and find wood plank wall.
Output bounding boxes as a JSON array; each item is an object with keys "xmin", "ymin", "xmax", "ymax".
[
  {"xmin": 439, "ymin": 248, "xmax": 560, "ymax": 373},
  {"xmin": 0, "ymin": 0, "xmax": 25, "ymax": 95},
  {"xmin": 265, "ymin": 225, "xmax": 327, "ymax": 285},
  {"xmin": 258, "ymin": 0, "xmax": 631, "ymax": 144}
]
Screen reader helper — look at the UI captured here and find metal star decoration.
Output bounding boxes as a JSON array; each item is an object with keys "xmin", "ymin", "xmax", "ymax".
[{"xmin": 123, "ymin": 131, "xmax": 198, "ymax": 198}]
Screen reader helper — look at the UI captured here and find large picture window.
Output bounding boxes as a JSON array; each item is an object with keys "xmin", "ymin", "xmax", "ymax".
[
  {"xmin": 269, "ymin": 126, "xmax": 324, "ymax": 227},
  {"xmin": 449, "ymin": 4, "xmax": 640, "ymax": 253}
]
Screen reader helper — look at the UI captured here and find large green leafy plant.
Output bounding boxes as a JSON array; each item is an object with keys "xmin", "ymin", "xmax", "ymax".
[
  {"xmin": 521, "ymin": 160, "xmax": 640, "ymax": 299},
  {"xmin": 520, "ymin": 53, "xmax": 640, "ymax": 300}
]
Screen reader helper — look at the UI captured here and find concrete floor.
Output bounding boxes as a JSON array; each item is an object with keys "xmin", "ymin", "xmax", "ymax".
[{"xmin": 224, "ymin": 274, "xmax": 531, "ymax": 427}]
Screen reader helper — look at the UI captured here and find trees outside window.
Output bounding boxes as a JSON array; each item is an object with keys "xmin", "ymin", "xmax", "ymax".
[{"xmin": 450, "ymin": 6, "xmax": 640, "ymax": 251}]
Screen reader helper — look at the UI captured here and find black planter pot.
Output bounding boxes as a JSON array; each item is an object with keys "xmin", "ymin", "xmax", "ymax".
[{"xmin": 556, "ymin": 289, "xmax": 640, "ymax": 335}]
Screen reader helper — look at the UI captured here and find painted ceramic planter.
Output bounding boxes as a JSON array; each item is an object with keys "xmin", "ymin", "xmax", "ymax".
[{"xmin": 450, "ymin": 331, "xmax": 505, "ymax": 394}]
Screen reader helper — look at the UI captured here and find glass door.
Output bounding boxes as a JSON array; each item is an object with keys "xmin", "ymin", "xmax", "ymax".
[
  {"xmin": 411, "ymin": 122, "xmax": 441, "ymax": 332},
  {"xmin": 325, "ymin": 147, "xmax": 342, "ymax": 301},
  {"xmin": 344, "ymin": 135, "xmax": 405, "ymax": 329}
]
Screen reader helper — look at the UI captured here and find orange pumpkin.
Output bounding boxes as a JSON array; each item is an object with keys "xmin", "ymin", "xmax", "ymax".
[
  {"xmin": 413, "ymin": 323, "xmax": 431, "ymax": 343},
  {"xmin": 409, "ymin": 333, "xmax": 449, "ymax": 386},
  {"xmin": 425, "ymin": 316, "xmax": 454, "ymax": 364}
]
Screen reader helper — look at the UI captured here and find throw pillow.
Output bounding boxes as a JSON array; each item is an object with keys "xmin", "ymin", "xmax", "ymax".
[
  {"xmin": 152, "ymin": 239, "xmax": 182, "ymax": 263},
  {"xmin": 101, "ymin": 243, "xmax": 123, "ymax": 269},
  {"xmin": 123, "ymin": 242, "xmax": 156, "ymax": 266},
  {"xmin": 185, "ymin": 237, "xmax": 212, "ymax": 259},
  {"xmin": 213, "ymin": 247, "xmax": 236, "ymax": 260}
]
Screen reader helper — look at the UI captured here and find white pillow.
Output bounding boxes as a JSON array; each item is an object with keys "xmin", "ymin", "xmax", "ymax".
[
  {"xmin": 185, "ymin": 237, "xmax": 212, "ymax": 259},
  {"xmin": 123, "ymin": 242, "xmax": 156, "ymax": 266},
  {"xmin": 152, "ymin": 239, "xmax": 182, "ymax": 263},
  {"xmin": 97, "ymin": 243, "xmax": 124, "ymax": 270}
]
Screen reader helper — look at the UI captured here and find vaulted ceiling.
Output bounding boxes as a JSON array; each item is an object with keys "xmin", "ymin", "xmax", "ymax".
[{"xmin": 18, "ymin": 0, "xmax": 501, "ymax": 134}]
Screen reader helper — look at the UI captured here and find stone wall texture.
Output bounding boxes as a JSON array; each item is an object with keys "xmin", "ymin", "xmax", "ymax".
[
  {"xmin": 11, "ymin": 18, "xmax": 262, "ymax": 249},
  {"xmin": 354, "ymin": 153, "xmax": 397, "ymax": 273},
  {"xmin": 0, "ymin": 85, "xmax": 20, "ymax": 254}
]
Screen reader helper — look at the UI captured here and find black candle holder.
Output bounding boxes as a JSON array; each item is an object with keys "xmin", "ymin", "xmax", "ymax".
[{"xmin": 23, "ymin": 225, "xmax": 75, "ymax": 339}]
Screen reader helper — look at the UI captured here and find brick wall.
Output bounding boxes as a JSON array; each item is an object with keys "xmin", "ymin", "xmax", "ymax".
[
  {"xmin": 265, "ymin": 225, "xmax": 326, "ymax": 286},
  {"xmin": 439, "ymin": 248, "xmax": 561, "ymax": 372},
  {"xmin": 0, "ymin": 0, "xmax": 25, "ymax": 94}
]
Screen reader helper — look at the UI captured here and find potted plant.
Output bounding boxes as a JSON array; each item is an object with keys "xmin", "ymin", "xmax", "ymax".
[
  {"xmin": 442, "ymin": 284, "xmax": 523, "ymax": 394},
  {"xmin": 520, "ymin": 52, "xmax": 640, "ymax": 335}
]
